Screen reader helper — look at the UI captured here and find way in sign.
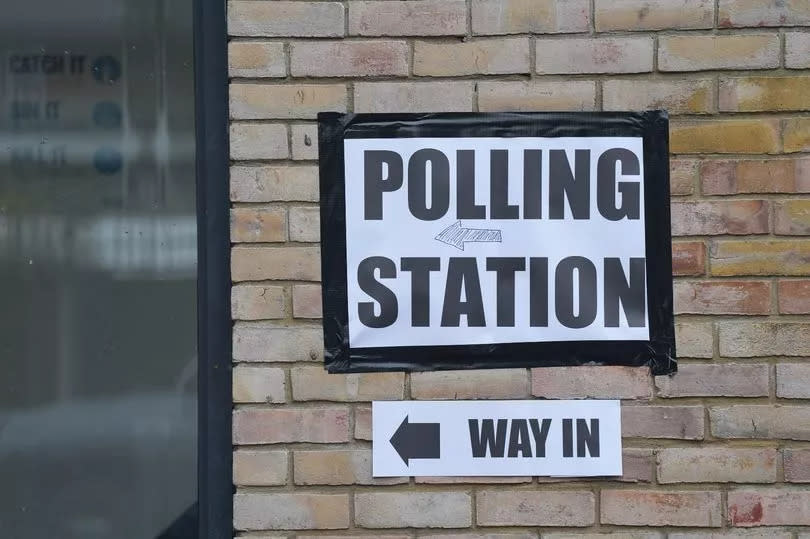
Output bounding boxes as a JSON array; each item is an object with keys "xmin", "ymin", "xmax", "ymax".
[{"xmin": 373, "ymin": 400, "xmax": 622, "ymax": 477}]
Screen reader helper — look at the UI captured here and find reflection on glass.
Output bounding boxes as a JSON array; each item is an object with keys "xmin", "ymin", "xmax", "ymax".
[{"xmin": 0, "ymin": 1, "xmax": 197, "ymax": 537}]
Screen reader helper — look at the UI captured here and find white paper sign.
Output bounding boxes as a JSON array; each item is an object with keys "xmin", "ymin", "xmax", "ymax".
[
  {"xmin": 372, "ymin": 400, "xmax": 622, "ymax": 477},
  {"xmin": 344, "ymin": 137, "xmax": 648, "ymax": 350}
]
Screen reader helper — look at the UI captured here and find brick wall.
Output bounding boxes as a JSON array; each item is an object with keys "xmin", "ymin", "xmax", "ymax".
[{"xmin": 227, "ymin": 1, "xmax": 810, "ymax": 536}]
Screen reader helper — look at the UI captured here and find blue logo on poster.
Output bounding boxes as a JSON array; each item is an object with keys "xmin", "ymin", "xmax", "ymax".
[
  {"xmin": 93, "ymin": 147, "xmax": 122, "ymax": 175},
  {"xmin": 93, "ymin": 102, "xmax": 122, "ymax": 128},
  {"xmin": 92, "ymin": 56, "xmax": 121, "ymax": 84}
]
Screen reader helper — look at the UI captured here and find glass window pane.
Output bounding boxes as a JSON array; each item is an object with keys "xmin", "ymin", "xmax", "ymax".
[{"xmin": 0, "ymin": 1, "xmax": 198, "ymax": 537}]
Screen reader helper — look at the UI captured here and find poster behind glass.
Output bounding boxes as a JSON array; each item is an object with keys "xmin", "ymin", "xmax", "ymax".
[{"xmin": 0, "ymin": 1, "xmax": 198, "ymax": 537}]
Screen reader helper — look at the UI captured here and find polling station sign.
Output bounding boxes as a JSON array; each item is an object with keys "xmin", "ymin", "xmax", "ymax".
[
  {"xmin": 372, "ymin": 400, "xmax": 622, "ymax": 477},
  {"xmin": 318, "ymin": 112, "xmax": 675, "ymax": 374}
]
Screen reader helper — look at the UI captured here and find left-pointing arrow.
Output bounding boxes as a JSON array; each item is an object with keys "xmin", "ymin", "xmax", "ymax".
[{"xmin": 389, "ymin": 416, "xmax": 440, "ymax": 465}]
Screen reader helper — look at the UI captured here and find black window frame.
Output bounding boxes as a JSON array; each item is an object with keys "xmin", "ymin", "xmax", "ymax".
[{"xmin": 194, "ymin": 0, "xmax": 232, "ymax": 537}]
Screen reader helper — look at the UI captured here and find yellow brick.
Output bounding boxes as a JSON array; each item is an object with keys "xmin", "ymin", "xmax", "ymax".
[
  {"xmin": 595, "ymin": 0, "xmax": 713, "ymax": 31},
  {"xmin": 671, "ymin": 120, "xmax": 780, "ymax": 154},
  {"xmin": 784, "ymin": 118, "xmax": 810, "ymax": 153},
  {"xmin": 413, "ymin": 38, "xmax": 530, "ymax": 76},
  {"xmin": 233, "ymin": 365, "xmax": 286, "ymax": 403},
  {"xmin": 774, "ymin": 200, "xmax": 810, "ymax": 235},
  {"xmin": 603, "ymin": 79, "xmax": 713, "ymax": 114},
  {"xmin": 478, "ymin": 81, "xmax": 596, "ymax": 112},
  {"xmin": 472, "ymin": 0, "xmax": 590, "ymax": 35},
  {"xmin": 719, "ymin": 0, "xmax": 810, "ymax": 28},
  {"xmin": 230, "ymin": 207, "xmax": 287, "ymax": 243},
  {"xmin": 234, "ymin": 492, "xmax": 349, "ymax": 530},
  {"xmin": 710, "ymin": 240, "xmax": 810, "ymax": 276},
  {"xmin": 228, "ymin": 42, "xmax": 286, "ymax": 78},
  {"xmin": 230, "ymin": 83, "xmax": 347, "ymax": 119},
  {"xmin": 229, "ymin": 1, "xmax": 345, "ymax": 37},
  {"xmin": 291, "ymin": 367, "xmax": 404, "ymax": 401},
  {"xmin": 670, "ymin": 159, "xmax": 699, "ymax": 196},
  {"xmin": 232, "ymin": 284, "xmax": 287, "ymax": 320},
  {"xmin": 659, "ymin": 34, "xmax": 779, "ymax": 72},
  {"xmin": 293, "ymin": 449, "xmax": 406, "ymax": 485},
  {"xmin": 233, "ymin": 449, "xmax": 288, "ymax": 486},
  {"xmin": 231, "ymin": 246, "xmax": 321, "ymax": 281},
  {"xmin": 720, "ymin": 76, "xmax": 810, "ymax": 112}
]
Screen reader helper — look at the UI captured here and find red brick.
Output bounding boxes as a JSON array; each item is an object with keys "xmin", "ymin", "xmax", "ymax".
[
  {"xmin": 674, "ymin": 280, "xmax": 771, "ymax": 315},
  {"xmin": 778, "ymin": 280, "xmax": 810, "ymax": 314},
  {"xmin": 233, "ymin": 407, "xmax": 350, "ymax": 444},
  {"xmin": 622, "ymin": 405, "xmax": 704, "ymax": 439},
  {"xmin": 671, "ymin": 201, "xmax": 769, "ymax": 236},
  {"xmin": 784, "ymin": 449, "xmax": 810, "ymax": 482},
  {"xmin": 601, "ymin": 490, "xmax": 722, "ymax": 527},
  {"xmin": 477, "ymin": 490, "xmax": 595, "ymax": 527},
  {"xmin": 672, "ymin": 242, "xmax": 706, "ymax": 276},
  {"xmin": 531, "ymin": 366, "xmax": 652, "ymax": 400},
  {"xmin": 728, "ymin": 489, "xmax": 810, "ymax": 526},
  {"xmin": 701, "ymin": 158, "xmax": 810, "ymax": 195}
]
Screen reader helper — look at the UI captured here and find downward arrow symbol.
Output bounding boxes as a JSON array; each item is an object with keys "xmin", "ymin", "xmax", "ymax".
[
  {"xmin": 389, "ymin": 416, "xmax": 441, "ymax": 465},
  {"xmin": 435, "ymin": 221, "xmax": 502, "ymax": 251}
]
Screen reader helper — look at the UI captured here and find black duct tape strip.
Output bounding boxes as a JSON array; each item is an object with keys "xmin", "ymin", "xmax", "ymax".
[{"xmin": 318, "ymin": 111, "xmax": 676, "ymax": 375}]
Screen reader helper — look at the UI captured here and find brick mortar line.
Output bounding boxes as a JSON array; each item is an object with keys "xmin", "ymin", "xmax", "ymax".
[
  {"xmin": 228, "ymin": 69, "xmax": 810, "ymax": 84},
  {"xmin": 229, "ymin": 27, "xmax": 810, "ymax": 40}
]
